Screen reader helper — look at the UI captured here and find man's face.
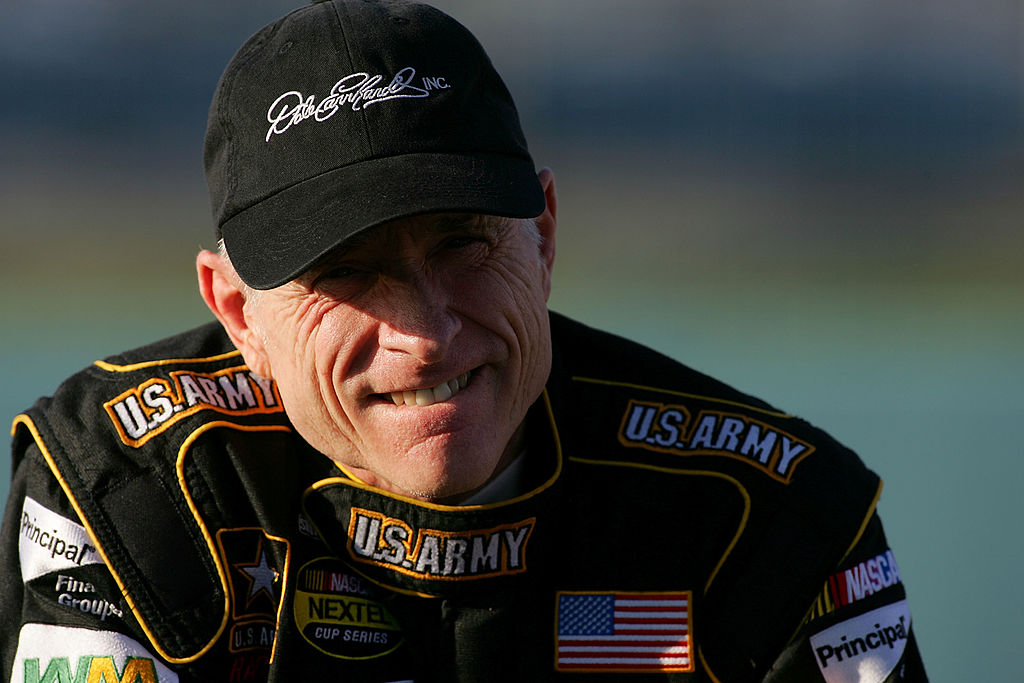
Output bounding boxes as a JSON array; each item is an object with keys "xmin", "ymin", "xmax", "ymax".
[{"xmin": 241, "ymin": 214, "xmax": 555, "ymax": 502}]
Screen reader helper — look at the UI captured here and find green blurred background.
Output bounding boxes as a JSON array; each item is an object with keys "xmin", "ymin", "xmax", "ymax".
[{"xmin": 2, "ymin": 1, "xmax": 1021, "ymax": 679}]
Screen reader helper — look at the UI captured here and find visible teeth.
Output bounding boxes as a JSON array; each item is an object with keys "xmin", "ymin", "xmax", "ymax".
[
  {"xmin": 389, "ymin": 372, "xmax": 471, "ymax": 407},
  {"xmin": 432, "ymin": 381, "xmax": 453, "ymax": 402}
]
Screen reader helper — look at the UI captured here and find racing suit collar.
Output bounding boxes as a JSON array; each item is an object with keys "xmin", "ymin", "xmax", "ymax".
[{"xmin": 301, "ymin": 390, "xmax": 563, "ymax": 598}]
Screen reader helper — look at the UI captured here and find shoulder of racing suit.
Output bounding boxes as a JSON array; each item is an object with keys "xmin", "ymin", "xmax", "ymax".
[
  {"xmin": 546, "ymin": 311, "xmax": 887, "ymax": 680},
  {"xmin": 10, "ymin": 321, "xmax": 328, "ymax": 665}
]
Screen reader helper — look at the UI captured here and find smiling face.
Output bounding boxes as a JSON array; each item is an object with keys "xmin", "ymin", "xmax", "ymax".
[{"xmin": 199, "ymin": 191, "xmax": 557, "ymax": 503}]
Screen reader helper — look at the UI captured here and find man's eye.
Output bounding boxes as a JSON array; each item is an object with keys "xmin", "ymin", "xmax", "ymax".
[
  {"xmin": 322, "ymin": 266, "xmax": 358, "ymax": 279},
  {"xmin": 312, "ymin": 265, "xmax": 367, "ymax": 291},
  {"xmin": 442, "ymin": 235, "xmax": 487, "ymax": 251}
]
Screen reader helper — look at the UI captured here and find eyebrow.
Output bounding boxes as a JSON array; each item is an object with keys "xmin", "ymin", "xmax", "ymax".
[
  {"xmin": 305, "ymin": 214, "xmax": 505, "ymax": 273},
  {"xmin": 432, "ymin": 213, "xmax": 500, "ymax": 234}
]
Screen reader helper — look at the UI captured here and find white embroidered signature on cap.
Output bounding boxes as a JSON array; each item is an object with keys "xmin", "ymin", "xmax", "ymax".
[{"xmin": 266, "ymin": 66, "xmax": 449, "ymax": 141}]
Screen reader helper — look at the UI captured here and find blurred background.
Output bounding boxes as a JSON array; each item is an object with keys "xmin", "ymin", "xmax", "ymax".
[{"xmin": 1, "ymin": 0, "xmax": 1021, "ymax": 678}]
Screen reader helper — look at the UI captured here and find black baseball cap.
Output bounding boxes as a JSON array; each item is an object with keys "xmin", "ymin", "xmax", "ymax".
[{"xmin": 205, "ymin": 0, "xmax": 545, "ymax": 290}]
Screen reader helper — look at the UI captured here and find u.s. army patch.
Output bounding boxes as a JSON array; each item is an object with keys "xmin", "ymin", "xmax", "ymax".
[
  {"xmin": 103, "ymin": 366, "xmax": 283, "ymax": 447},
  {"xmin": 216, "ymin": 527, "xmax": 290, "ymax": 677},
  {"xmin": 346, "ymin": 507, "xmax": 534, "ymax": 581},
  {"xmin": 618, "ymin": 399, "xmax": 814, "ymax": 482}
]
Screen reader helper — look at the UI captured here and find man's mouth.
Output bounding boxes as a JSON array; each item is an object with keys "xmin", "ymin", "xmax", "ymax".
[{"xmin": 387, "ymin": 371, "xmax": 472, "ymax": 407}]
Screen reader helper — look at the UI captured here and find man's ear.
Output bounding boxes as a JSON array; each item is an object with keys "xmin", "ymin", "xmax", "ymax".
[
  {"xmin": 535, "ymin": 167, "xmax": 558, "ymax": 298},
  {"xmin": 195, "ymin": 249, "xmax": 273, "ymax": 378}
]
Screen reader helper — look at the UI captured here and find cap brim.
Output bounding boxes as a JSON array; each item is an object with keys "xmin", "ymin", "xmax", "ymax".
[{"xmin": 220, "ymin": 152, "xmax": 545, "ymax": 290}]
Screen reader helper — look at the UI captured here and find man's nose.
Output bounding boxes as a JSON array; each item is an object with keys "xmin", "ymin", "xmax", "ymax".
[{"xmin": 376, "ymin": 276, "xmax": 461, "ymax": 364}]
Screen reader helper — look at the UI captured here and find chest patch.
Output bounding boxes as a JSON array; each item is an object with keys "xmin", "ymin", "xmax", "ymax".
[
  {"xmin": 103, "ymin": 366, "xmax": 283, "ymax": 447},
  {"xmin": 216, "ymin": 528, "xmax": 290, "ymax": 677},
  {"xmin": 618, "ymin": 399, "xmax": 814, "ymax": 482},
  {"xmin": 555, "ymin": 591, "xmax": 694, "ymax": 673},
  {"xmin": 293, "ymin": 557, "xmax": 403, "ymax": 659},
  {"xmin": 346, "ymin": 507, "xmax": 535, "ymax": 581}
]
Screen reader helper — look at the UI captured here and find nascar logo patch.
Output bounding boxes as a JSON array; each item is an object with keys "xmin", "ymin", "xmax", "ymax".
[{"xmin": 555, "ymin": 591, "xmax": 693, "ymax": 673}]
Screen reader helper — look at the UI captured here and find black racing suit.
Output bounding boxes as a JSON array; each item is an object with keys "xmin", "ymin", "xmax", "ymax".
[{"xmin": 1, "ymin": 312, "xmax": 926, "ymax": 682}]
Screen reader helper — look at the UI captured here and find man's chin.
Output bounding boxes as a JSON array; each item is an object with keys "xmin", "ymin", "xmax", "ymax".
[
  {"xmin": 392, "ymin": 464, "xmax": 499, "ymax": 504},
  {"xmin": 345, "ymin": 448, "xmax": 502, "ymax": 504}
]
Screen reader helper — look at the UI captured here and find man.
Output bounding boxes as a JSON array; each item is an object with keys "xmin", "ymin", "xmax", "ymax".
[{"xmin": 1, "ymin": 1, "xmax": 926, "ymax": 681}]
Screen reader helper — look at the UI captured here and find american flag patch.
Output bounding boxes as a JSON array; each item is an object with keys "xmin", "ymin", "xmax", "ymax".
[{"xmin": 555, "ymin": 591, "xmax": 693, "ymax": 673}]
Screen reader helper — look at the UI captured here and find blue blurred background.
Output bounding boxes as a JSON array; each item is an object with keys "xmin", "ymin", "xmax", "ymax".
[{"xmin": 2, "ymin": 1, "xmax": 1021, "ymax": 679}]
